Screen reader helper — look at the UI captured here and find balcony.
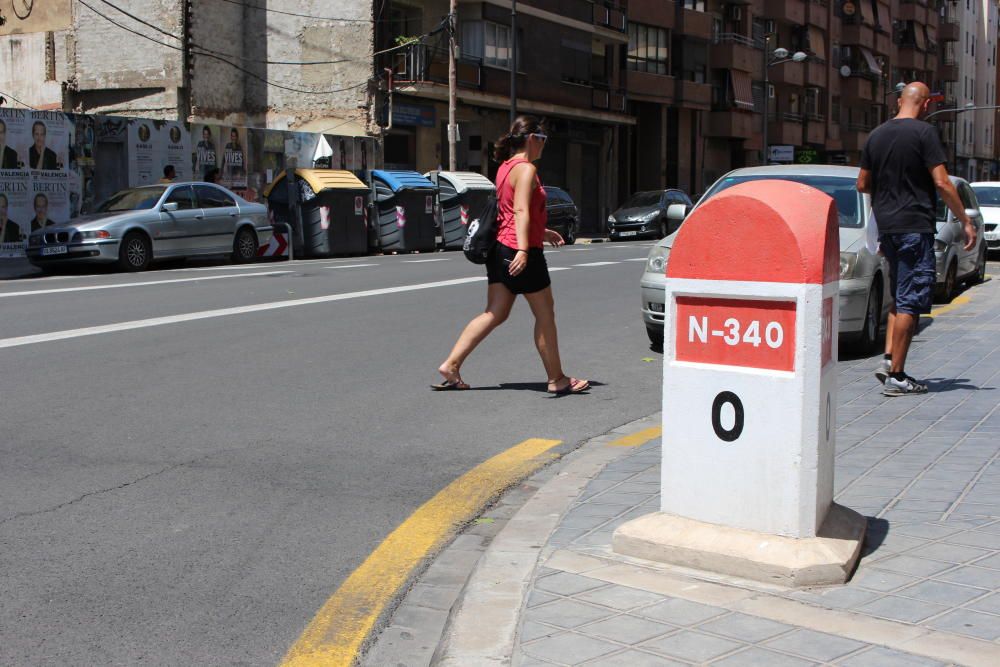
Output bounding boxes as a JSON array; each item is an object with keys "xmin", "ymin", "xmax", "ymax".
[
  {"xmin": 629, "ymin": 0, "xmax": 676, "ymax": 29},
  {"xmin": 938, "ymin": 60, "xmax": 958, "ymax": 82},
  {"xmin": 807, "ymin": 61, "xmax": 828, "ymax": 86},
  {"xmin": 706, "ymin": 110, "xmax": 758, "ymax": 139},
  {"xmin": 713, "ymin": 33, "xmax": 762, "ymax": 75},
  {"xmin": 875, "ymin": 31, "xmax": 892, "ymax": 57},
  {"xmin": 592, "ymin": 84, "xmax": 627, "ymax": 112},
  {"xmin": 806, "ymin": 117, "xmax": 827, "ymax": 144},
  {"xmin": 769, "ymin": 62, "xmax": 806, "ymax": 87},
  {"xmin": 680, "ymin": 8, "xmax": 713, "ymax": 41},
  {"xmin": 593, "ymin": 1, "xmax": 627, "ymax": 33},
  {"xmin": 766, "ymin": 0, "xmax": 806, "ymax": 23},
  {"xmin": 394, "ymin": 44, "xmax": 481, "ymax": 88},
  {"xmin": 768, "ymin": 115, "xmax": 803, "ymax": 145},
  {"xmin": 841, "ymin": 22, "xmax": 875, "ymax": 50},
  {"xmin": 842, "ymin": 76, "xmax": 875, "ymax": 102},
  {"xmin": 680, "ymin": 79, "xmax": 712, "ymax": 109},
  {"xmin": 938, "ymin": 19, "xmax": 959, "ymax": 42},
  {"xmin": 842, "ymin": 124, "xmax": 872, "ymax": 152},
  {"xmin": 898, "ymin": 1, "xmax": 927, "ymax": 24},
  {"xmin": 897, "ymin": 45, "xmax": 926, "ymax": 70},
  {"xmin": 626, "ymin": 70, "xmax": 675, "ymax": 103},
  {"xmin": 807, "ymin": 2, "xmax": 829, "ymax": 29}
]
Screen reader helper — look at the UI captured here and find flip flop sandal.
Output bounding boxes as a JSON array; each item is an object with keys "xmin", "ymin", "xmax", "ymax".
[
  {"xmin": 548, "ymin": 376, "xmax": 590, "ymax": 395},
  {"xmin": 430, "ymin": 379, "xmax": 470, "ymax": 391}
]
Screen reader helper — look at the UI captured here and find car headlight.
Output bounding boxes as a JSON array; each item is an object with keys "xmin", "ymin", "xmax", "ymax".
[
  {"xmin": 646, "ymin": 245, "xmax": 669, "ymax": 274},
  {"xmin": 934, "ymin": 239, "xmax": 947, "ymax": 252},
  {"xmin": 607, "ymin": 214, "xmax": 615, "ymax": 223},
  {"xmin": 839, "ymin": 252, "xmax": 858, "ymax": 280},
  {"xmin": 645, "ymin": 211, "xmax": 661, "ymax": 221},
  {"xmin": 72, "ymin": 230, "xmax": 112, "ymax": 242}
]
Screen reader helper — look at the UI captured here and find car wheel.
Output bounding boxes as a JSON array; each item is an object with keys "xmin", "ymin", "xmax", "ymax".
[
  {"xmin": 935, "ymin": 260, "xmax": 957, "ymax": 303},
  {"xmin": 646, "ymin": 324, "xmax": 663, "ymax": 350},
  {"xmin": 857, "ymin": 279, "xmax": 882, "ymax": 354},
  {"xmin": 658, "ymin": 220, "xmax": 668, "ymax": 239},
  {"xmin": 118, "ymin": 232, "xmax": 151, "ymax": 272},
  {"xmin": 233, "ymin": 227, "xmax": 258, "ymax": 263},
  {"xmin": 564, "ymin": 228, "xmax": 575, "ymax": 245},
  {"xmin": 972, "ymin": 246, "xmax": 987, "ymax": 284}
]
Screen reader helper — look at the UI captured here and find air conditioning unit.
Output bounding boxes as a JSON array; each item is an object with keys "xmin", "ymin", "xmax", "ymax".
[{"xmin": 729, "ymin": 6, "xmax": 743, "ymax": 20}]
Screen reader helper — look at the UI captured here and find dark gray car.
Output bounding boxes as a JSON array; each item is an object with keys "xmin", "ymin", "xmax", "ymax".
[
  {"xmin": 27, "ymin": 183, "xmax": 273, "ymax": 272},
  {"xmin": 608, "ymin": 189, "xmax": 693, "ymax": 240}
]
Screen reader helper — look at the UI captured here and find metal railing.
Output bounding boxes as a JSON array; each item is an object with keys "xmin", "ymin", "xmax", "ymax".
[
  {"xmin": 783, "ymin": 112, "xmax": 805, "ymax": 122},
  {"xmin": 714, "ymin": 32, "xmax": 758, "ymax": 48}
]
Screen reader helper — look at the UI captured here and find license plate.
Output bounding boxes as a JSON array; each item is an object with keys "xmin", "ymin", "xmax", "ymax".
[
  {"xmin": 620, "ymin": 230, "xmax": 638, "ymax": 237},
  {"xmin": 42, "ymin": 245, "xmax": 67, "ymax": 256}
]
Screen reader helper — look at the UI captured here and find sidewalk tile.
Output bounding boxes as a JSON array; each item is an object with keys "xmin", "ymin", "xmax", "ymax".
[
  {"xmin": 972, "ymin": 552, "xmax": 1000, "ymax": 569},
  {"xmin": 574, "ymin": 585, "xmax": 666, "ymax": 612},
  {"xmin": 536, "ymin": 572, "xmax": 607, "ymax": 597},
  {"xmin": 636, "ymin": 598, "xmax": 729, "ymax": 626},
  {"xmin": 789, "ymin": 586, "xmax": 881, "ymax": 609},
  {"xmin": 641, "ymin": 630, "xmax": 744, "ymax": 662},
  {"xmin": 926, "ymin": 607, "xmax": 1000, "ymax": 640},
  {"xmin": 855, "ymin": 595, "xmax": 950, "ymax": 623},
  {"xmin": 581, "ymin": 649, "xmax": 687, "ymax": 666},
  {"xmin": 850, "ymin": 569, "xmax": 921, "ymax": 592},
  {"xmin": 522, "ymin": 634, "xmax": 621, "ymax": 664},
  {"xmin": 763, "ymin": 629, "xmax": 866, "ymax": 662},
  {"xmin": 935, "ymin": 564, "xmax": 1000, "ymax": 588},
  {"xmin": 527, "ymin": 599, "xmax": 615, "ymax": 629},
  {"xmin": 710, "ymin": 647, "xmax": 819, "ymax": 667},
  {"xmin": 520, "ymin": 621, "xmax": 563, "ymax": 642},
  {"xmin": 527, "ymin": 590, "xmax": 560, "ymax": 608},
  {"xmin": 967, "ymin": 591, "xmax": 1000, "ymax": 614},
  {"xmin": 580, "ymin": 614, "xmax": 675, "ymax": 644},
  {"xmin": 905, "ymin": 541, "xmax": 994, "ymax": 563},
  {"xmin": 837, "ymin": 646, "xmax": 947, "ymax": 667},
  {"xmin": 895, "ymin": 579, "xmax": 991, "ymax": 605},
  {"xmin": 568, "ymin": 503, "xmax": 632, "ymax": 519},
  {"xmin": 696, "ymin": 612, "xmax": 793, "ymax": 642},
  {"xmin": 870, "ymin": 554, "xmax": 954, "ymax": 577}
]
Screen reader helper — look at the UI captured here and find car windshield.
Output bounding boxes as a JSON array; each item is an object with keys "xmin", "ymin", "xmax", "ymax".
[
  {"xmin": 701, "ymin": 175, "xmax": 863, "ymax": 228},
  {"xmin": 624, "ymin": 192, "xmax": 661, "ymax": 208},
  {"xmin": 96, "ymin": 187, "xmax": 166, "ymax": 212},
  {"xmin": 971, "ymin": 186, "xmax": 1000, "ymax": 207}
]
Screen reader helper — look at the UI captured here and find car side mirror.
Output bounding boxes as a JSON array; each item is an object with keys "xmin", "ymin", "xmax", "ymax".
[
  {"xmin": 161, "ymin": 202, "xmax": 179, "ymax": 212},
  {"xmin": 965, "ymin": 208, "xmax": 980, "ymax": 220},
  {"xmin": 666, "ymin": 204, "xmax": 687, "ymax": 222}
]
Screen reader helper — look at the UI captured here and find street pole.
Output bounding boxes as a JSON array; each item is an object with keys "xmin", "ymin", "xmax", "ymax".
[
  {"xmin": 510, "ymin": 0, "xmax": 517, "ymax": 124},
  {"xmin": 448, "ymin": 0, "xmax": 458, "ymax": 171},
  {"xmin": 761, "ymin": 34, "xmax": 769, "ymax": 166}
]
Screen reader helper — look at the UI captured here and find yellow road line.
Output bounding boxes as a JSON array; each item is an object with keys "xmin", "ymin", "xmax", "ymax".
[
  {"xmin": 927, "ymin": 294, "xmax": 971, "ymax": 318},
  {"xmin": 279, "ymin": 437, "xmax": 563, "ymax": 667},
  {"xmin": 608, "ymin": 426, "xmax": 662, "ymax": 447}
]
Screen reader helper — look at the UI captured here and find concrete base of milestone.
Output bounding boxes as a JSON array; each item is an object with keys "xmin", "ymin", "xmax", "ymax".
[{"xmin": 612, "ymin": 503, "xmax": 867, "ymax": 588}]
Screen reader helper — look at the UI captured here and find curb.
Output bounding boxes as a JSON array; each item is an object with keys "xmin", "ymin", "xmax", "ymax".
[
  {"xmin": 575, "ymin": 237, "xmax": 608, "ymax": 244},
  {"xmin": 359, "ymin": 415, "xmax": 661, "ymax": 667}
]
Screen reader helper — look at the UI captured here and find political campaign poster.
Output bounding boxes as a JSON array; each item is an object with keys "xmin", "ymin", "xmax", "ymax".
[
  {"xmin": 219, "ymin": 126, "xmax": 248, "ymax": 190},
  {"xmin": 193, "ymin": 123, "xmax": 219, "ymax": 181},
  {"xmin": 128, "ymin": 119, "xmax": 191, "ymax": 187}
]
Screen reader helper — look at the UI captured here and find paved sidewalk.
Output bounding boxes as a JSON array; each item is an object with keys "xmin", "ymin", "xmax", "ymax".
[
  {"xmin": 0, "ymin": 258, "xmax": 41, "ymax": 280},
  {"xmin": 416, "ymin": 267, "xmax": 1000, "ymax": 667}
]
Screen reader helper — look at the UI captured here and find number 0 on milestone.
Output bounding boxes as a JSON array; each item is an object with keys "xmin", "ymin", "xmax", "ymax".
[{"xmin": 674, "ymin": 296, "xmax": 797, "ymax": 372}]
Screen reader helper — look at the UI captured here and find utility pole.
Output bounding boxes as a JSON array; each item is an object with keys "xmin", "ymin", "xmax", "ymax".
[
  {"xmin": 510, "ymin": 0, "xmax": 517, "ymax": 124},
  {"xmin": 448, "ymin": 0, "xmax": 458, "ymax": 170}
]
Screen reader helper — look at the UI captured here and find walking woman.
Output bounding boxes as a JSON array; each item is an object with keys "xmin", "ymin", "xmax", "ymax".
[{"xmin": 433, "ymin": 115, "xmax": 590, "ymax": 395}]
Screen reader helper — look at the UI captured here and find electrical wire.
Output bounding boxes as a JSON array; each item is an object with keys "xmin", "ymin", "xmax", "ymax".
[
  {"xmin": 76, "ymin": 0, "xmax": 369, "ymax": 94},
  {"xmin": 209, "ymin": 0, "xmax": 373, "ymax": 23},
  {"xmin": 0, "ymin": 90, "xmax": 41, "ymax": 110}
]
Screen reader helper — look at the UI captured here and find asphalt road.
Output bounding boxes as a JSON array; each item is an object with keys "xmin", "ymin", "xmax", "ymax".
[{"xmin": 0, "ymin": 242, "xmax": 665, "ymax": 665}]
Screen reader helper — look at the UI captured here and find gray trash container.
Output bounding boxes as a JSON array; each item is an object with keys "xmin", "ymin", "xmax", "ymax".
[{"xmin": 427, "ymin": 171, "xmax": 496, "ymax": 250}]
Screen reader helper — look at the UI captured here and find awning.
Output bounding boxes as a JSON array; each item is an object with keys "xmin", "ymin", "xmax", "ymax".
[
  {"xmin": 859, "ymin": 46, "xmax": 882, "ymax": 76},
  {"xmin": 292, "ymin": 117, "xmax": 370, "ymax": 137},
  {"xmin": 807, "ymin": 26, "xmax": 826, "ymax": 59},
  {"xmin": 914, "ymin": 25, "xmax": 927, "ymax": 50},
  {"xmin": 859, "ymin": 0, "xmax": 875, "ymax": 26},
  {"xmin": 730, "ymin": 71, "xmax": 755, "ymax": 111}
]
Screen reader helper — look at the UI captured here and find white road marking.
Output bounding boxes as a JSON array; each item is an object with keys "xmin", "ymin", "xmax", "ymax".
[
  {"xmin": 561, "ymin": 247, "xmax": 592, "ymax": 251},
  {"xmin": 547, "ymin": 267, "xmax": 572, "ymax": 272},
  {"xmin": 402, "ymin": 258, "xmax": 450, "ymax": 263},
  {"xmin": 323, "ymin": 264, "xmax": 377, "ymax": 269},
  {"xmin": 573, "ymin": 261, "xmax": 620, "ymax": 267},
  {"xmin": 624, "ymin": 257, "xmax": 649, "ymax": 262},
  {"xmin": 0, "ymin": 276, "xmax": 487, "ymax": 350},
  {"xmin": 0, "ymin": 271, "xmax": 293, "ymax": 298}
]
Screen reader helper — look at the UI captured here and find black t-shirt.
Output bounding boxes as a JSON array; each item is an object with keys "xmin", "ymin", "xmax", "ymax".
[{"xmin": 860, "ymin": 118, "xmax": 947, "ymax": 234}]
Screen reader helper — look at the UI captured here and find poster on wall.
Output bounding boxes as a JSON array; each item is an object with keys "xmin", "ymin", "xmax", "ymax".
[
  {"xmin": 128, "ymin": 119, "xmax": 191, "ymax": 186},
  {"xmin": 0, "ymin": 110, "xmax": 71, "ymax": 257},
  {"xmin": 192, "ymin": 124, "xmax": 248, "ymax": 190}
]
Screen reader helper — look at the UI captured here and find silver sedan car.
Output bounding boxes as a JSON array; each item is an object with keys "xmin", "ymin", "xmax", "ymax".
[
  {"xmin": 27, "ymin": 183, "xmax": 273, "ymax": 271},
  {"xmin": 933, "ymin": 176, "xmax": 988, "ymax": 301},
  {"xmin": 641, "ymin": 165, "xmax": 890, "ymax": 353}
]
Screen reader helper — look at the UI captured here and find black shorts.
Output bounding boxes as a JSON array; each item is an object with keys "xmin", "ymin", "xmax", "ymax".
[
  {"xmin": 880, "ymin": 232, "xmax": 936, "ymax": 315},
  {"xmin": 486, "ymin": 244, "xmax": 551, "ymax": 295}
]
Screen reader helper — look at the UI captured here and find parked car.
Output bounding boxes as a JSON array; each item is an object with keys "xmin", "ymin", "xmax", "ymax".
[
  {"xmin": 608, "ymin": 189, "xmax": 693, "ymax": 240},
  {"xmin": 27, "ymin": 183, "xmax": 273, "ymax": 272},
  {"xmin": 544, "ymin": 186, "xmax": 579, "ymax": 245},
  {"xmin": 934, "ymin": 176, "xmax": 988, "ymax": 301},
  {"xmin": 641, "ymin": 165, "xmax": 890, "ymax": 353},
  {"xmin": 970, "ymin": 181, "xmax": 1000, "ymax": 253}
]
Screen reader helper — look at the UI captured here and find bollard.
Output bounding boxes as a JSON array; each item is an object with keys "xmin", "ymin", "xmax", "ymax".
[{"xmin": 613, "ymin": 180, "xmax": 866, "ymax": 587}]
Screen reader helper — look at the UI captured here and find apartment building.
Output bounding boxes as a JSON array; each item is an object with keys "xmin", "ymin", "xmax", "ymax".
[
  {"xmin": 951, "ymin": 0, "xmax": 998, "ymax": 180},
  {"xmin": 0, "ymin": 0, "xmax": 373, "ymax": 130}
]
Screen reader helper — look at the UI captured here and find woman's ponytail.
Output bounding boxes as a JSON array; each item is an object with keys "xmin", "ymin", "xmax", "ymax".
[
  {"xmin": 493, "ymin": 133, "xmax": 515, "ymax": 162},
  {"xmin": 493, "ymin": 115, "xmax": 546, "ymax": 162}
]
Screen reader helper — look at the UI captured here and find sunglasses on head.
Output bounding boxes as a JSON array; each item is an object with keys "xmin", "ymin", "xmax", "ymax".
[{"xmin": 531, "ymin": 132, "xmax": 548, "ymax": 143}]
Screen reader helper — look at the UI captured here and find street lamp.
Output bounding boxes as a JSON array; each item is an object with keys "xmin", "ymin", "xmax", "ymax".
[{"xmin": 762, "ymin": 37, "xmax": 808, "ymax": 164}]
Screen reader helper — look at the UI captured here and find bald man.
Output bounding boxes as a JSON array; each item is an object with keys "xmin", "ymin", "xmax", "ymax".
[{"xmin": 857, "ymin": 82, "xmax": 976, "ymax": 396}]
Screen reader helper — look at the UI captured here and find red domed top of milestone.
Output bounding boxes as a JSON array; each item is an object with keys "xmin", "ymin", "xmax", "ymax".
[{"xmin": 666, "ymin": 180, "xmax": 840, "ymax": 285}]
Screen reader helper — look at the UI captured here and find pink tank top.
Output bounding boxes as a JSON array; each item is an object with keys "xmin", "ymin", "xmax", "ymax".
[{"xmin": 495, "ymin": 158, "xmax": 547, "ymax": 249}]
